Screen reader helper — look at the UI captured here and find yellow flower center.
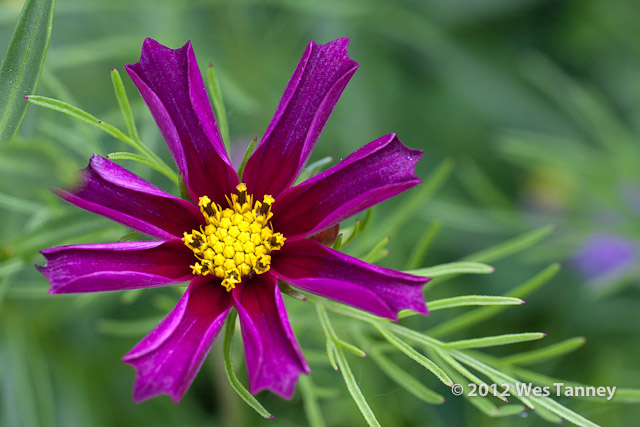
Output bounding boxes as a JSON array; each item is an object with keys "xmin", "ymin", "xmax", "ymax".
[{"xmin": 182, "ymin": 183, "xmax": 285, "ymax": 291}]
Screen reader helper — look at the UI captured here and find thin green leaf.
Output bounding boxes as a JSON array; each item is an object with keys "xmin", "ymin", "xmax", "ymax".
[
  {"xmin": 296, "ymin": 156, "xmax": 333, "ymax": 183},
  {"xmin": 315, "ymin": 296, "xmax": 389, "ymax": 325},
  {"xmin": 222, "ymin": 309, "xmax": 273, "ymax": 419},
  {"xmin": 451, "ymin": 349, "xmax": 599, "ymax": 426},
  {"xmin": 405, "ymin": 220, "xmax": 442, "ymax": 270},
  {"xmin": 494, "ymin": 405, "xmax": 527, "ymax": 417},
  {"xmin": 362, "ymin": 236, "xmax": 389, "ymax": 263},
  {"xmin": 368, "ymin": 346, "xmax": 445, "ymax": 404},
  {"xmin": 299, "ymin": 376, "xmax": 326, "ymax": 427},
  {"xmin": 206, "ymin": 64, "xmax": 230, "ymax": 150},
  {"xmin": 315, "ymin": 304, "xmax": 339, "ymax": 371},
  {"xmin": 277, "ymin": 281, "xmax": 308, "ymax": 302},
  {"xmin": 374, "ymin": 324, "xmax": 453, "ymax": 386},
  {"xmin": 25, "ymin": 96, "xmax": 177, "ymax": 181},
  {"xmin": 443, "ymin": 333, "xmax": 546, "ymax": 350},
  {"xmin": 427, "ymin": 350, "xmax": 502, "ymax": 414},
  {"xmin": 316, "ymin": 305, "xmax": 366, "ymax": 362},
  {"xmin": 356, "ymin": 158, "xmax": 454, "ymax": 252},
  {"xmin": 431, "ymin": 348, "xmax": 507, "ymax": 403},
  {"xmin": 501, "ymin": 337, "xmax": 586, "ymax": 366},
  {"xmin": 612, "ymin": 389, "xmax": 640, "ymax": 403},
  {"xmin": 110, "ymin": 68, "xmax": 140, "ymax": 142},
  {"xmin": 0, "ymin": 0, "xmax": 55, "ymax": 141},
  {"xmin": 449, "ymin": 350, "xmax": 537, "ymax": 410},
  {"xmin": 529, "ymin": 396, "xmax": 600, "ymax": 427},
  {"xmin": 340, "ymin": 209, "xmax": 373, "ymax": 249},
  {"xmin": 532, "ymin": 405, "xmax": 564, "ymax": 424},
  {"xmin": 106, "ymin": 152, "xmax": 168, "ymax": 176},
  {"xmin": 464, "ymin": 225, "xmax": 555, "ymax": 263},
  {"xmin": 407, "ymin": 262, "xmax": 494, "ymax": 278},
  {"xmin": 237, "ymin": 137, "xmax": 257, "ymax": 181},
  {"xmin": 333, "ymin": 345, "xmax": 381, "ymax": 427},
  {"xmin": 426, "ymin": 263, "xmax": 560, "ymax": 337},
  {"xmin": 427, "ymin": 296, "xmax": 524, "ymax": 311}
]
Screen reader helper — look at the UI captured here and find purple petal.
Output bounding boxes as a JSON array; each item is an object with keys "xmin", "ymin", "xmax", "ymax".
[
  {"xmin": 271, "ymin": 239, "xmax": 429, "ymax": 320},
  {"xmin": 56, "ymin": 155, "xmax": 203, "ymax": 240},
  {"xmin": 243, "ymin": 38, "xmax": 359, "ymax": 199},
  {"xmin": 39, "ymin": 239, "xmax": 194, "ymax": 294},
  {"xmin": 123, "ymin": 276, "xmax": 232, "ymax": 403},
  {"xmin": 126, "ymin": 38, "xmax": 239, "ymax": 203},
  {"xmin": 272, "ymin": 134, "xmax": 423, "ymax": 241},
  {"xmin": 233, "ymin": 274, "xmax": 309, "ymax": 399}
]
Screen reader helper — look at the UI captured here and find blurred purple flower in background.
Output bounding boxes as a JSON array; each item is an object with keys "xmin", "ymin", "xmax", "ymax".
[{"xmin": 573, "ymin": 234, "xmax": 638, "ymax": 280}]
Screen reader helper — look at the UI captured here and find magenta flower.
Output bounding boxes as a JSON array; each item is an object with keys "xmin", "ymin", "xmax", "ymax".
[{"xmin": 38, "ymin": 38, "xmax": 428, "ymax": 402}]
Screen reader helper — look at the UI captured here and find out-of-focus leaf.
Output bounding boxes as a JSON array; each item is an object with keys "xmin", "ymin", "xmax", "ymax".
[
  {"xmin": 426, "ymin": 263, "xmax": 560, "ymax": 337},
  {"xmin": 501, "ymin": 337, "xmax": 586, "ymax": 366},
  {"xmin": 299, "ymin": 376, "xmax": 327, "ymax": 427},
  {"xmin": 465, "ymin": 225, "xmax": 555, "ymax": 263},
  {"xmin": 0, "ymin": 0, "xmax": 55, "ymax": 142}
]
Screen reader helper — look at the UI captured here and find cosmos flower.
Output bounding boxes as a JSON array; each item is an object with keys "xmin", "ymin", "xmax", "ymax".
[{"xmin": 38, "ymin": 38, "xmax": 429, "ymax": 402}]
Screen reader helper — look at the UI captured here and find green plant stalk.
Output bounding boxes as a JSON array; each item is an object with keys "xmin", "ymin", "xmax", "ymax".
[{"xmin": 206, "ymin": 64, "xmax": 230, "ymax": 151}]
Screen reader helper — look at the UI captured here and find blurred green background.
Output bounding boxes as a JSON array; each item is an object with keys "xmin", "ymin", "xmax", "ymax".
[{"xmin": 1, "ymin": 0, "xmax": 639, "ymax": 426}]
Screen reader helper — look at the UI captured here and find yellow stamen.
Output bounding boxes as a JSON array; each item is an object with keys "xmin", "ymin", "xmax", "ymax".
[{"xmin": 183, "ymin": 183, "xmax": 285, "ymax": 291}]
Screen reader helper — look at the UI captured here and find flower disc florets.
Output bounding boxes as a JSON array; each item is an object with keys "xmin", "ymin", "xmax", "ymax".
[{"xmin": 182, "ymin": 183, "xmax": 285, "ymax": 291}]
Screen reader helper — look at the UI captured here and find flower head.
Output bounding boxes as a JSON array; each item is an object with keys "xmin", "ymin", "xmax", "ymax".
[{"xmin": 38, "ymin": 38, "xmax": 429, "ymax": 402}]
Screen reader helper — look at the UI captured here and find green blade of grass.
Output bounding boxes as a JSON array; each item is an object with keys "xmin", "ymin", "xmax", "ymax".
[
  {"xmin": 206, "ymin": 64, "xmax": 230, "ymax": 151},
  {"xmin": 443, "ymin": 333, "xmax": 546, "ymax": 350},
  {"xmin": 110, "ymin": 68, "xmax": 140, "ymax": 142},
  {"xmin": 464, "ymin": 225, "xmax": 555, "ymax": 263},
  {"xmin": 501, "ymin": 337, "xmax": 586, "ymax": 366},
  {"xmin": 222, "ymin": 309, "xmax": 273, "ymax": 419},
  {"xmin": 407, "ymin": 262, "xmax": 494, "ymax": 278},
  {"xmin": 0, "ymin": 0, "xmax": 55, "ymax": 141},
  {"xmin": 374, "ymin": 324, "xmax": 453, "ymax": 387},
  {"xmin": 426, "ymin": 263, "xmax": 560, "ymax": 337},
  {"xmin": 355, "ymin": 158, "xmax": 454, "ymax": 253},
  {"xmin": 427, "ymin": 296, "xmax": 524, "ymax": 311},
  {"xmin": 25, "ymin": 95, "xmax": 177, "ymax": 181},
  {"xmin": 334, "ymin": 345, "xmax": 381, "ymax": 427},
  {"xmin": 299, "ymin": 376, "xmax": 326, "ymax": 427},
  {"xmin": 404, "ymin": 220, "xmax": 442, "ymax": 270},
  {"xmin": 368, "ymin": 346, "xmax": 445, "ymax": 404}
]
